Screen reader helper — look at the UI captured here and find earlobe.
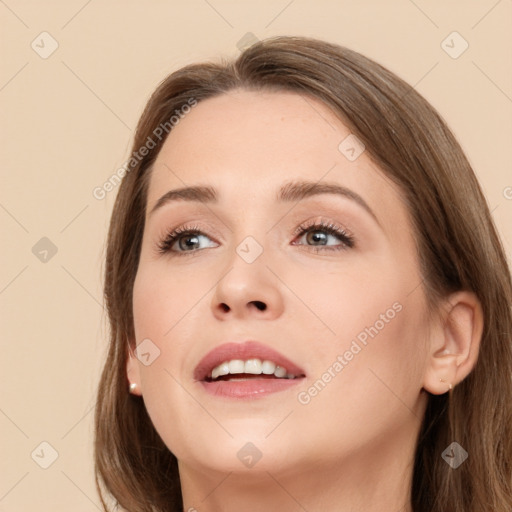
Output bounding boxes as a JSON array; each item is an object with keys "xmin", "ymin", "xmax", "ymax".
[
  {"xmin": 126, "ymin": 342, "xmax": 143, "ymax": 396},
  {"xmin": 423, "ymin": 291, "xmax": 484, "ymax": 395}
]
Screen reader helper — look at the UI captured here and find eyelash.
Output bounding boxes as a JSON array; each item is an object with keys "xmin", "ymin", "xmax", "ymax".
[
  {"xmin": 156, "ymin": 220, "xmax": 355, "ymax": 256},
  {"xmin": 292, "ymin": 220, "xmax": 355, "ymax": 252}
]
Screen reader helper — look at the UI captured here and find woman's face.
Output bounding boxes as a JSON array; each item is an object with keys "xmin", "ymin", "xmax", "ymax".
[{"xmin": 129, "ymin": 90, "xmax": 431, "ymax": 477}]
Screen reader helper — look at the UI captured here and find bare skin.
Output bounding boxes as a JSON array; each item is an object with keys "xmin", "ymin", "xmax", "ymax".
[{"xmin": 127, "ymin": 90, "xmax": 483, "ymax": 512}]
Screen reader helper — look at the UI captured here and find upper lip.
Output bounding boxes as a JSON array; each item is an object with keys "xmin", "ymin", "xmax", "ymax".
[{"xmin": 193, "ymin": 340, "xmax": 306, "ymax": 381}]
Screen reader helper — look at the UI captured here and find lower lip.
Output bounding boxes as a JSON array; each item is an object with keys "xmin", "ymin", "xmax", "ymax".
[{"xmin": 199, "ymin": 377, "xmax": 304, "ymax": 399}]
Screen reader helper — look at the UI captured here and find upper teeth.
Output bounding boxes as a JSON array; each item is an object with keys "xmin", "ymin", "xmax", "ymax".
[{"xmin": 210, "ymin": 359, "xmax": 296, "ymax": 380}]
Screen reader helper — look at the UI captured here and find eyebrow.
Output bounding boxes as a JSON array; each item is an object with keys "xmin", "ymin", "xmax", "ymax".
[{"xmin": 149, "ymin": 180, "xmax": 380, "ymax": 226}]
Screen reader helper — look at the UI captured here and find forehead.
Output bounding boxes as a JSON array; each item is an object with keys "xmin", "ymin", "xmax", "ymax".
[
  {"xmin": 155, "ymin": 90, "xmax": 350, "ymax": 167},
  {"xmin": 148, "ymin": 90, "xmax": 409, "ymax": 234}
]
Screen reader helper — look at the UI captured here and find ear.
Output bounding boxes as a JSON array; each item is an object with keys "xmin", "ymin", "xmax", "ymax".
[
  {"xmin": 126, "ymin": 341, "xmax": 143, "ymax": 396},
  {"xmin": 423, "ymin": 291, "xmax": 484, "ymax": 394}
]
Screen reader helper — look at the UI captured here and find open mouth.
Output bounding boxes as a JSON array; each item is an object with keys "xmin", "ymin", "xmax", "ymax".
[
  {"xmin": 195, "ymin": 341, "xmax": 306, "ymax": 398},
  {"xmin": 204, "ymin": 358, "xmax": 305, "ymax": 382}
]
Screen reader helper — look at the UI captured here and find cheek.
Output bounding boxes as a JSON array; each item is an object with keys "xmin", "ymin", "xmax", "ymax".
[
  {"xmin": 297, "ymin": 285, "xmax": 428, "ymax": 418},
  {"xmin": 132, "ymin": 262, "xmax": 223, "ymax": 458},
  {"xmin": 288, "ymin": 296, "xmax": 428, "ymax": 460},
  {"xmin": 282, "ymin": 254, "xmax": 410, "ymax": 348},
  {"xmin": 291, "ymin": 256, "xmax": 428, "ymax": 408},
  {"xmin": 132, "ymin": 260, "xmax": 214, "ymax": 343}
]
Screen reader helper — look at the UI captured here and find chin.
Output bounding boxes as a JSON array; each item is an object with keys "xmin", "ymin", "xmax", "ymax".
[{"xmin": 174, "ymin": 434, "xmax": 300, "ymax": 475}]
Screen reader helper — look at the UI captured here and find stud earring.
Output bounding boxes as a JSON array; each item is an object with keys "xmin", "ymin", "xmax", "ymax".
[
  {"xmin": 440, "ymin": 378, "xmax": 453, "ymax": 390},
  {"xmin": 129, "ymin": 382, "xmax": 137, "ymax": 392}
]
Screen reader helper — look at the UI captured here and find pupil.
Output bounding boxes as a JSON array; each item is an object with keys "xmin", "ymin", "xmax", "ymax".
[
  {"xmin": 308, "ymin": 231, "xmax": 327, "ymax": 245},
  {"xmin": 180, "ymin": 235, "xmax": 199, "ymax": 250}
]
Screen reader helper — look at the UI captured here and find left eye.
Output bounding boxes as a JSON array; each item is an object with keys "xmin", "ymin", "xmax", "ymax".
[
  {"xmin": 293, "ymin": 222, "xmax": 355, "ymax": 251},
  {"xmin": 296, "ymin": 229, "xmax": 344, "ymax": 247}
]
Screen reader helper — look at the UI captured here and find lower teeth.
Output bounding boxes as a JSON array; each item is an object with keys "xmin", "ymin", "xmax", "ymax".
[{"xmin": 211, "ymin": 374, "xmax": 296, "ymax": 382}]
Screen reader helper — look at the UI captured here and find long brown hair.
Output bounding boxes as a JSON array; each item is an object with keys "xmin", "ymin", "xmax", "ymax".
[{"xmin": 95, "ymin": 36, "xmax": 512, "ymax": 511}]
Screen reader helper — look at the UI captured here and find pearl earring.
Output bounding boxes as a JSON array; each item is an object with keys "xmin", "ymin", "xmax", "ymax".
[{"xmin": 129, "ymin": 382, "xmax": 137, "ymax": 392}]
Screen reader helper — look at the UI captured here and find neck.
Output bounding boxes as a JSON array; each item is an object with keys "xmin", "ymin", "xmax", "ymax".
[{"xmin": 178, "ymin": 423, "xmax": 417, "ymax": 512}]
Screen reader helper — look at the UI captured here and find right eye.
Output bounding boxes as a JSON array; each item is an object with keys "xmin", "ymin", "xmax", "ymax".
[{"xmin": 157, "ymin": 225, "xmax": 218, "ymax": 256}]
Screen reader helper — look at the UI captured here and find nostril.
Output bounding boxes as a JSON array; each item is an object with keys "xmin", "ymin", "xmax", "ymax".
[{"xmin": 251, "ymin": 301, "xmax": 267, "ymax": 311}]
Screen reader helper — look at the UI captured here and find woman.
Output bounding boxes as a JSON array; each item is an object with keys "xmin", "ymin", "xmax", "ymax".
[{"xmin": 94, "ymin": 36, "xmax": 512, "ymax": 512}]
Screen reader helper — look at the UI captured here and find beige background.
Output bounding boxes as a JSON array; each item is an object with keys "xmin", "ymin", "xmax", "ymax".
[{"xmin": 1, "ymin": 1, "xmax": 511, "ymax": 510}]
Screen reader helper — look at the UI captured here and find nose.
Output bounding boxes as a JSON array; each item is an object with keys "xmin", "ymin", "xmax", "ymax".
[{"xmin": 211, "ymin": 251, "xmax": 285, "ymax": 321}]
